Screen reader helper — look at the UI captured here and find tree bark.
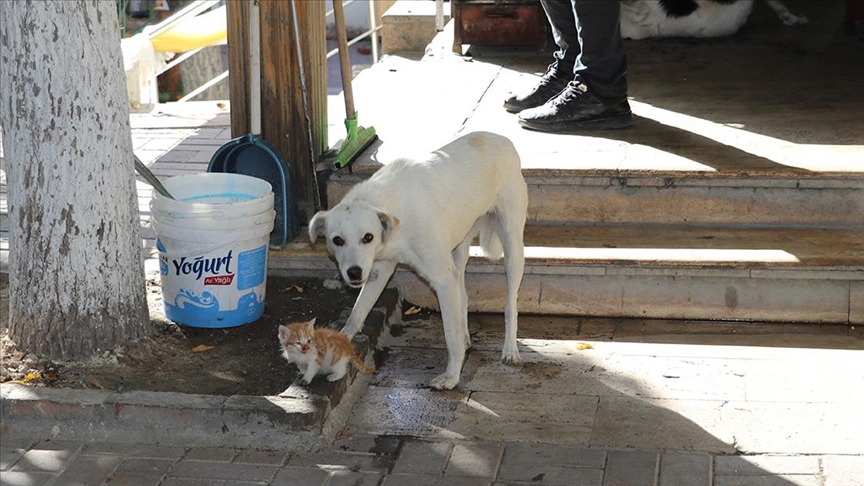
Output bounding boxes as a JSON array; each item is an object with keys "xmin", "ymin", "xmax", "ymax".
[{"xmin": 0, "ymin": 0, "xmax": 149, "ymax": 359}]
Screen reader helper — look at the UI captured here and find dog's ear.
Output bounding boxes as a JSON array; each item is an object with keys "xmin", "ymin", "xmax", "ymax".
[
  {"xmin": 308, "ymin": 211, "xmax": 327, "ymax": 243},
  {"xmin": 377, "ymin": 210, "xmax": 400, "ymax": 243}
]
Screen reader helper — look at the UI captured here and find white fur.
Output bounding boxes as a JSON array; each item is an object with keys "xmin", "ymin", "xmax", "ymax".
[
  {"xmin": 309, "ymin": 131, "xmax": 528, "ymax": 390},
  {"xmin": 620, "ymin": 0, "xmax": 809, "ymax": 40}
]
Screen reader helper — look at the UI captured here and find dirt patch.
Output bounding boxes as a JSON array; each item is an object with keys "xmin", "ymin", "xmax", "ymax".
[{"xmin": 0, "ymin": 274, "xmax": 363, "ymax": 396}]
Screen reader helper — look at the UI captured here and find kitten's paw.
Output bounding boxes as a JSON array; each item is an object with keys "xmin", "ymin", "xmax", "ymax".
[
  {"xmin": 326, "ymin": 372, "xmax": 346, "ymax": 382},
  {"xmin": 429, "ymin": 372, "xmax": 459, "ymax": 390},
  {"xmin": 299, "ymin": 377, "xmax": 313, "ymax": 386}
]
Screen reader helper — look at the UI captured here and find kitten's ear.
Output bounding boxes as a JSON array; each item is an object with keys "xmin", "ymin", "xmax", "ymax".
[
  {"xmin": 306, "ymin": 318, "xmax": 316, "ymax": 331},
  {"xmin": 278, "ymin": 325, "xmax": 289, "ymax": 342}
]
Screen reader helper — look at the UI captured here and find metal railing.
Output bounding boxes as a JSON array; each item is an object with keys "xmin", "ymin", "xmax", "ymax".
[
  {"xmin": 325, "ymin": 0, "xmax": 382, "ymax": 64},
  {"xmin": 152, "ymin": 0, "xmax": 383, "ymax": 103}
]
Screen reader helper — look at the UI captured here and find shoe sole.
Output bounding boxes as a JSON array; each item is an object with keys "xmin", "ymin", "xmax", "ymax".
[{"xmin": 519, "ymin": 113, "xmax": 633, "ymax": 132}]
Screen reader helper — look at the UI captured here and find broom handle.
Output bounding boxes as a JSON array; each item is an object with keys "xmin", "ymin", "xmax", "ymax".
[{"xmin": 333, "ymin": 0, "xmax": 355, "ymax": 118}]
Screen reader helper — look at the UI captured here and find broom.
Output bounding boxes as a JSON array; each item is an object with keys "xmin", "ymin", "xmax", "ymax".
[{"xmin": 332, "ymin": 0, "xmax": 377, "ymax": 169}]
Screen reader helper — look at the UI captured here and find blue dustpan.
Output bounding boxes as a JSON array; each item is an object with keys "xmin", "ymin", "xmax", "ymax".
[{"xmin": 207, "ymin": 134, "xmax": 300, "ymax": 247}]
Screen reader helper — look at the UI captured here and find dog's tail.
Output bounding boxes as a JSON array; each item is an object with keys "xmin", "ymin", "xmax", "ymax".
[{"xmin": 478, "ymin": 214, "xmax": 503, "ymax": 260}]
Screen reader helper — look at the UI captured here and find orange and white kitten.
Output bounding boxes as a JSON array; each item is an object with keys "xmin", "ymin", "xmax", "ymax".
[{"xmin": 278, "ymin": 318, "xmax": 375, "ymax": 385}]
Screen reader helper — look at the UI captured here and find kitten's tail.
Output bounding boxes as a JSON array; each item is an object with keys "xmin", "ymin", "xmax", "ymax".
[{"xmin": 351, "ymin": 355, "xmax": 376, "ymax": 374}]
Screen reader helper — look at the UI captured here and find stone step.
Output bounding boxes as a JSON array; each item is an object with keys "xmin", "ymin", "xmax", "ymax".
[
  {"xmin": 381, "ymin": 0, "xmax": 451, "ymax": 54},
  {"xmin": 326, "ymin": 158, "xmax": 864, "ymax": 228},
  {"xmin": 269, "ymin": 224, "xmax": 864, "ymax": 324}
]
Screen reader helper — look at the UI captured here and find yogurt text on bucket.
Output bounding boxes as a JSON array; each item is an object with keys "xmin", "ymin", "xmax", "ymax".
[{"xmin": 172, "ymin": 251, "xmax": 234, "ymax": 282}]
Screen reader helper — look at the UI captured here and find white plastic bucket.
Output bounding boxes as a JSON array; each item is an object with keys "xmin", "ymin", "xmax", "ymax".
[{"xmin": 150, "ymin": 173, "xmax": 275, "ymax": 328}]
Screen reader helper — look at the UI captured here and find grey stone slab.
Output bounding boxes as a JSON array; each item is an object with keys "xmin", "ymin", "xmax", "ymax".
[
  {"xmin": 392, "ymin": 440, "xmax": 451, "ymax": 475},
  {"xmin": 0, "ymin": 440, "xmax": 31, "ymax": 471},
  {"xmin": 463, "ymin": 349, "xmax": 746, "ymax": 401},
  {"xmin": 331, "ymin": 435, "xmax": 402, "ymax": 456},
  {"xmin": 0, "ymin": 471, "xmax": 55, "ymax": 486},
  {"xmin": 383, "ymin": 474, "xmax": 493, "ymax": 486},
  {"xmin": 53, "ymin": 454, "xmax": 124, "ymax": 486},
  {"xmin": 105, "ymin": 458, "xmax": 175, "ymax": 486},
  {"xmin": 166, "ymin": 461, "xmax": 278, "ymax": 482},
  {"xmin": 327, "ymin": 470, "xmax": 384, "ymax": 486},
  {"xmin": 713, "ymin": 475, "xmax": 820, "ymax": 486},
  {"xmin": 744, "ymin": 360, "xmax": 864, "ymax": 404},
  {"xmin": 345, "ymin": 386, "xmax": 464, "ymax": 439},
  {"xmin": 287, "ymin": 451, "xmax": 393, "ymax": 474},
  {"xmin": 603, "ymin": 450, "xmax": 658, "ymax": 486},
  {"xmin": 183, "ymin": 447, "xmax": 237, "ymax": 462},
  {"xmin": 233, "ymin": 450, "xmax": 287, "ymax": 465},
  {"xmin": 659, "ymin": 452, "xmax": 710, "ymax": 486},
  {"xmin": 721, "ymin": 402, "xmax": 864, "ymax": 454},
  {"xmin": 82, "ymin": 442, "xmax": 186, "ymax": 459},
  {"xmin": 502, "ymin": 443, "xmax": 606, "ymax": 469},
  {"xmin": 371, "ymin": 347, "xmax": 449, "ymax": 388},
  {"xmin": 270, "ymin": 467, "xmax": 329, "ymax": 486},
  {"xmin": 498, "ymin": 443, "xmax": 605, "ymax": 485},
  {"xmin": 822, "ymin": 455, "xmax": 864, "ymax": 486},
  {"xmin": 161, "ymin": 479, "xmax": 266, "ymax": 486},
  {"xmin": 714, "ymin": 455, "xmax": 821, "ymax": 475},
  {"xmin": 445, "ymin": 442, "xmax": 503, "ymax": 479},
  {"xmin": 449, "ymin": 392, "xmax": 597, "ymax": 445},
  {"xmin": 10, "ymin": 448, "xmax": 77, "ymax": 472},
  {"xmin": 592, "ymin": 396, "xmax": 735, "ymax": 453}
]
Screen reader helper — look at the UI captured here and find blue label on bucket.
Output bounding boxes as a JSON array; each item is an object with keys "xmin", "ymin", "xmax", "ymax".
[
  {"xmin": 158, "ymin": 243, "xmax": 268, "ymax": 328},
  {"xmin": 237, "ymin": 246, "xmax": 267, "ymax": 290},
  {"xmin": 164, "ymin": 289, "xmax": 263, "ymax": 328}
]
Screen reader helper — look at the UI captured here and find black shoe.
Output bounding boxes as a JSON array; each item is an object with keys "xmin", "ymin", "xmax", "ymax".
[
  {"xmin": 503, "ymin": 64, "xmax": 571, "ymax": 114},
  {"xmin": 518, "ymin": 82, "xmax": 633, "ymax": 131}
]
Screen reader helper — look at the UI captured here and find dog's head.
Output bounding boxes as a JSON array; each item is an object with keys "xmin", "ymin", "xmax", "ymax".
[{"xmin": 309, "ymin": 201, "xmax": 399, "ymax": 288}]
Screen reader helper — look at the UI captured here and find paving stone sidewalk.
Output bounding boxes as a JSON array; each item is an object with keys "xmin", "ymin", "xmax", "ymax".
[{"xmin": 4, "ymin": 436, "xmax": 861, "ymax": 486}]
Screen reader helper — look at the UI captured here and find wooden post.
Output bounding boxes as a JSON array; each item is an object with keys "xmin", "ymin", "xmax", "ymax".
[{"xmin": 226, "ymin": 0, "xmax": 328, "ymax": 221}]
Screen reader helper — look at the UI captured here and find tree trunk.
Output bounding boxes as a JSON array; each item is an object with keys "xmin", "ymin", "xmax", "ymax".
[{"xmin": 0, "ymin": 0, "xmax": 149, "ymax": 360}]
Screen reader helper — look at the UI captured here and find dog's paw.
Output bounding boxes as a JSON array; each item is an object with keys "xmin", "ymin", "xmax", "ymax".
[
  {"xmin": 429, "ymin": 373, "xmax": 459, "ymax": 390},
  {"xmin": 501, "ymin": 349, "xmax": 522, "ymax": 366}
]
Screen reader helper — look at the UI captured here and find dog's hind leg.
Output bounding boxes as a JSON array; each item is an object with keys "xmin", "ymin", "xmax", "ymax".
[
  {"xmin": 341, "ymin": 259, "xmax": 397, "ymax": 338},
  {"xmin": 496, "ymin": 186, "xmax": 527, "ymax": 366}
]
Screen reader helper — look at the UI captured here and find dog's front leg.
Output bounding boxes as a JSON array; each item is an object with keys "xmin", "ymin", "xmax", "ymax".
[
  {"xmin": 428, "ymin": 276, "xmax": 466, "ymax": 390},
  {"xmin": 341, "ymin": 259, "xmax": 397, "ymax": 338}
]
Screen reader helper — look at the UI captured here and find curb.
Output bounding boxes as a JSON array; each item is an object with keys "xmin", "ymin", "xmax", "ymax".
[{"xmin": 0, "ymin": 288, "xmax": 400, "ymax": 452}]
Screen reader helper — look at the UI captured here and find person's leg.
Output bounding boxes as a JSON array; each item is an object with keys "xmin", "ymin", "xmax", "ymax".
[
  {"xmin": 571, "ymin": 0, "xmax": 628, "ymax": 99},
  {"xmin": 503, "ymin": 0, "xmax": 579, "ymax": 113},
  {"xmin": 517, "ymin": 0, "xmax": 632, "ymax": 131}
]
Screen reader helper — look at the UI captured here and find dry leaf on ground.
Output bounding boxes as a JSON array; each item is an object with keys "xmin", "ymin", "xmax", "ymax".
[
  {"xmin": 192, "ymin": 344, "xmax": 215, "ymax": 353},
  {"xmin": 404, "ymin": 306, "xmax": 422, "ymax": 316},
  {"xmin": 575, "ymin": 342, "xmax": 594, "ymax": 351}
]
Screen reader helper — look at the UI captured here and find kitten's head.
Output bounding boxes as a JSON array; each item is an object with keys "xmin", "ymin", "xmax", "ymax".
[{"xmin": 278, "ymin": 318, "xmax": 316, "ymax": 355}]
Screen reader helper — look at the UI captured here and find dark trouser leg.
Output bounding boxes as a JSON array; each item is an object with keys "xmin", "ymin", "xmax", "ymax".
[
  {"xmin": 539, "ymin": 0, "xmax": 579, "ymax": 76},
  {"xmin": 571, "ymin": 0, "xmax": 628, "ymax": 99}
]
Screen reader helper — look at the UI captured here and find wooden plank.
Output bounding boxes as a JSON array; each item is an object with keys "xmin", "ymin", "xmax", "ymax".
[{"xmin": 227, "ymin": 0, "xmax": 327, "ymax": 220}]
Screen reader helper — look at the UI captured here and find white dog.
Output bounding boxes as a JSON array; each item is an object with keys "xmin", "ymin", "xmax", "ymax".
[
  {"xmin": 620, "ymin": 0, "xmax": 809, "ymax": 40},
  {"xmin": 309, "ymin": 131, "xmax": 528, "ymax": 390}
]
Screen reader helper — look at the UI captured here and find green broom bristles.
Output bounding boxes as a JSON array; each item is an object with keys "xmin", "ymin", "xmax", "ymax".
[{"xmin": 334, "ymin": 114, "xmax": 377, "ymax": 169}]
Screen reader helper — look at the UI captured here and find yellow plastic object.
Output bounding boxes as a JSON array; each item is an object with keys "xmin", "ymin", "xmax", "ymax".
[{"xmin": 149, "ymin": 5, "xmax": 227, "ymax": 53}]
